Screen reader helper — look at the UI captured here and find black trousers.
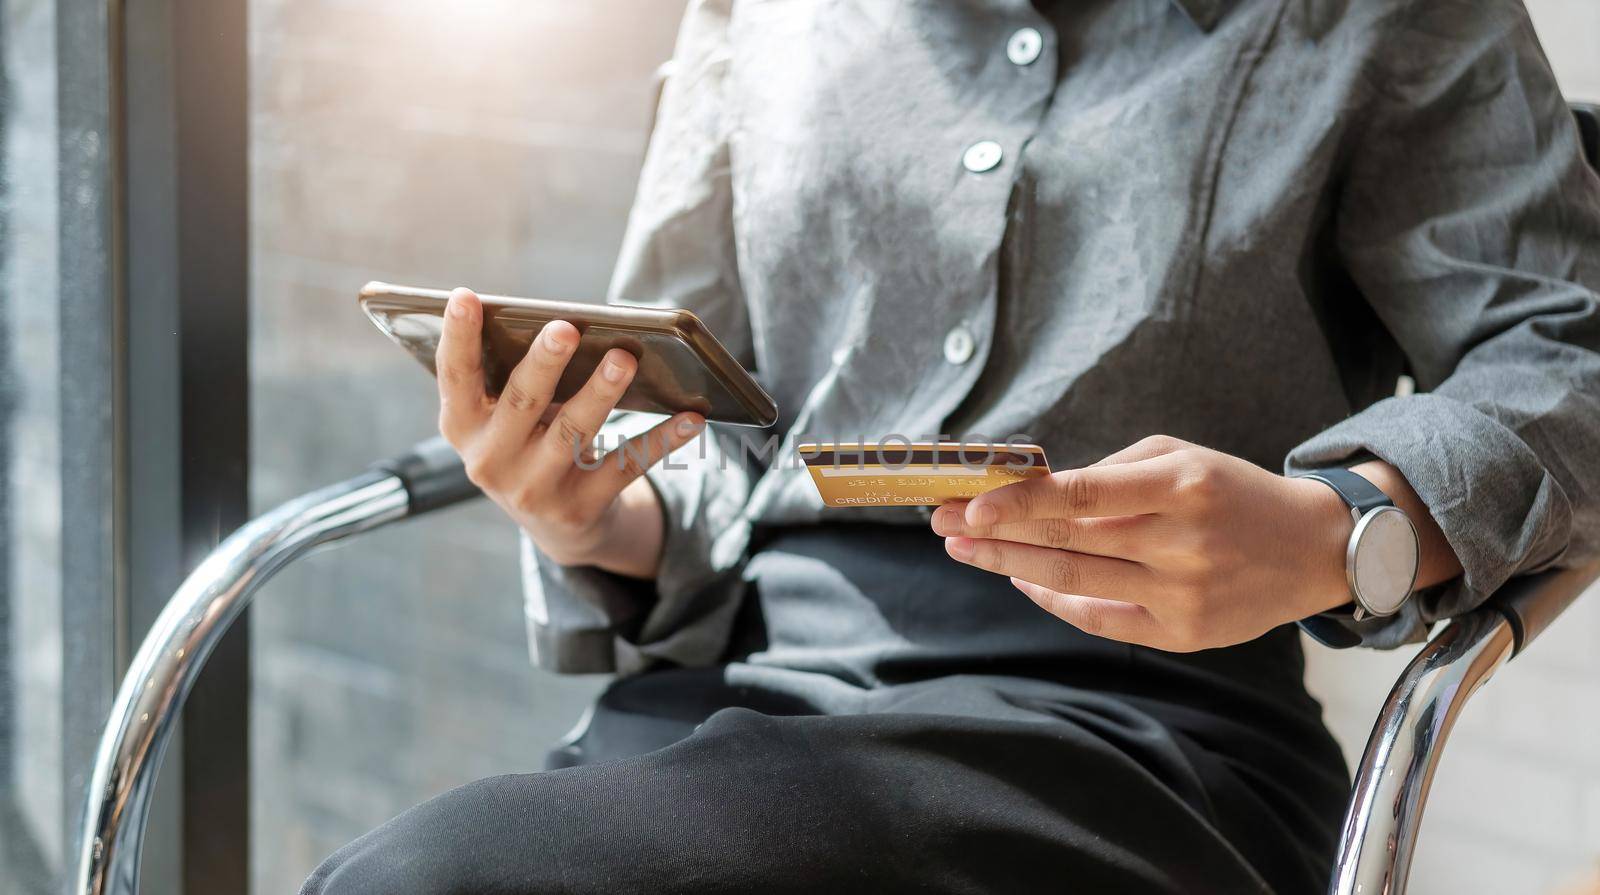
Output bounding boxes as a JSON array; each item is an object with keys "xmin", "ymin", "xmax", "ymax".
[{"xmin": 303, "ymin": 527, "xmax": 1349, "ymax": 894}]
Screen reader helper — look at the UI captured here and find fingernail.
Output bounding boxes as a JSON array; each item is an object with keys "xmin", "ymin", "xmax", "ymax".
[
  {"xmin": 929, "ymin": 508, "xmax": 956, "ymax": 536},
  {"xmin": 448, "ymin": 296, "xmax": 468, "ymax": 318},
  {"xmin": 967, "ymin": 503, "xmax": 997, "ymax": 528},
  {"xmin": 603, "ymin": 358, "xmax": 627, "ymax": 382},
  {"xmin": 945, "ymin": 537, "xmax": 974, "ymax": 560},
  {"xmin": 676, "ymin": 414, "xmax": 704, "ymax": 436},
  {"xmin": 542, "ymin": 324, "xmax": 575, "ymax": 351}
]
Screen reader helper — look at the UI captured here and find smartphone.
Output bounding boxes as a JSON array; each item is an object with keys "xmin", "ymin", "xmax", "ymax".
[{"xmin": 358, "ymin": 282, "xmax": 778, "ymax": 427}]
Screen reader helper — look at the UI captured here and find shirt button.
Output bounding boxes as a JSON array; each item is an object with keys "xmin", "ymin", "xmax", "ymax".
[
  {"xmin": 962, "ymin": 141, "xmax": 1003, "ymax": 173},
  {"xmin": 943, "ymin": 325, "xmax": 976, "ymax": 365},
  {"xmin": 1007, "ymin": 27, "xmax": 1043, "ymax": 66}
]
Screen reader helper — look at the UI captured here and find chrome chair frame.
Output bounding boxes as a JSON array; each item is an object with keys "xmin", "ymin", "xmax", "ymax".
[
  {"xmin": 75, "ymin": 103, "xmax": 1600, "ymax": 895},
  {"xmin": 1328, "ymin": 561, "xmax": 1600, "ymax": 895},
  {"xmin": 71, "ymin": 437, "xmax": 1600, "ymax": 895}
]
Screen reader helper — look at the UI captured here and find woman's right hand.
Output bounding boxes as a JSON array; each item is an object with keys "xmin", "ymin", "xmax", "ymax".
[{"xmin": 435, "ymin": 287, "xmax": 705, "ymax": 577}]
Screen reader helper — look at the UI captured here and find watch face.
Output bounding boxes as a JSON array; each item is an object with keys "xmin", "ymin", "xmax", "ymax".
[{"xmin": 1349, "ymin": 506, "xmax": 1421, "ymax": 616}]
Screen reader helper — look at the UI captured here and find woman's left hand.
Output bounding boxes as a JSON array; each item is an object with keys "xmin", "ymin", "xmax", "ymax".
[{"xmin": 931, "ymin": 435, "xmax": 1362, "ymax": 651}]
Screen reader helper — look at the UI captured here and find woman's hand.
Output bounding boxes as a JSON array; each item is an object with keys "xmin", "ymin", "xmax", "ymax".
[
  {"xmin": 436, "ymin": 288, "xmax": 704, "ymax": 577},
  {"xmin": 932, "ymin": 435, "xmax": 1459, "ymax": 651}
]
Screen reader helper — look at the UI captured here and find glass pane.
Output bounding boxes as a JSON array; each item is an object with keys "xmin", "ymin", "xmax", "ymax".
[
  {"xmin": 247, "ymin": 3, "xmax": 681, "ymax": 890},
  {"xmin": 1, "ymin": 0, "xmax": 65, "ymax": 890}
]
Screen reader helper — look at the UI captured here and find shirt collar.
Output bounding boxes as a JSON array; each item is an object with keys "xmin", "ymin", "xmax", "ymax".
[{"xmin": 1171, "ymin": 0, "xmax": 1236, "ymax": 32}]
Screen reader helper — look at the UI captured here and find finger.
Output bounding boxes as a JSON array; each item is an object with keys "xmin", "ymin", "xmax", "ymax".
[
  {"xmin": 1010, "ymin": 579, "xmax": 1161, "ymax": 646},
  {"xmin": 435, "ymin": 287, "xmax": 490, "ymax": 440},
  {"xmin": 965, "ymin": 455, "xmax": 1179, "ymax": 527},
  {"xmin": 944, "ymin": 536, "xmax": 1152, "ymax": 604},
  {"xmin": 485, "ymin": 319, "xmax": 580, "ymax": 445},
  {"xmin": 529, "ymin": 348, "xmax": 638, "ymax": 479},
  {"xmin": 581, "ymin": 412, "xmax": 707, "ymax": 499},
  {"xmin": 1091, "ymin": 434, "xmax": 1191, "ymax": 467},
  {"xmin": 930, "ymin": 502, "xmax": 1153, "ymax": 560}
]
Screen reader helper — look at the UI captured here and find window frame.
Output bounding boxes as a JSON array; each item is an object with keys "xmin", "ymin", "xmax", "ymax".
[{"xmin": 2, "ymin": 0, "xmax": 252, "ymax": 891}]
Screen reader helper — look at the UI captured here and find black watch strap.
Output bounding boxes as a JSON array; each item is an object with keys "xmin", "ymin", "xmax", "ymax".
[{"xmin": 1298, "ymin": 468, "xmax": 1393, "ymax": 516}]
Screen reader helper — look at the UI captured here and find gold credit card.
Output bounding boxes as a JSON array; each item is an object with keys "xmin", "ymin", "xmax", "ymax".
[{"xmin": 797, "ymin": 442, "xmax": 1052, "ymax": 508}]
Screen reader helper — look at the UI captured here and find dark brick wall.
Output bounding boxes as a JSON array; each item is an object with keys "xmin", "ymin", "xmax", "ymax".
[{"xmin": 247, "ymin": 3, "xmax": 682, "ymax": 889}]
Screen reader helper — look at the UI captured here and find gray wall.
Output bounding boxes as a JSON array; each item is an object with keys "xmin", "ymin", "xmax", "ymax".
[{"xmin": 247, "ymin": 3, "xmax": 682, "ymax": 891}]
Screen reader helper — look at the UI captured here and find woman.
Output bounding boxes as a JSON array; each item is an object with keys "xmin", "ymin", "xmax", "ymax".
[{"xmin": 305, "ymin": 0, "xmax": 1600, "ymax": 891}]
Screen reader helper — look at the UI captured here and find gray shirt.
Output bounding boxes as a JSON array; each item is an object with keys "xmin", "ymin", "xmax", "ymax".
[{"xmin": 522, "ymin": 0, "xmax": 1600, "ymax": 675}]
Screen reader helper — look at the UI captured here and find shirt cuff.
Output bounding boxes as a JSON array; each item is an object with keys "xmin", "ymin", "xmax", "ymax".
[
  {"xmin": 520, "ymin": 531, "xmax": 646, "ymax": 674},
  {"xmin": 1285, "ymin": 394, "xmax": 1572, "ymax": 649},
  {"xmin": 519, "ymin": 463, "xmax": 751, "ymax": 676}
]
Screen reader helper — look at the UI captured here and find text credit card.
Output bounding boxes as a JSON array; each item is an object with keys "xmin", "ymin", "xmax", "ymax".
[{"xmin": 797, "ymin": 442, "xmax": 1052, "ymax": 507}]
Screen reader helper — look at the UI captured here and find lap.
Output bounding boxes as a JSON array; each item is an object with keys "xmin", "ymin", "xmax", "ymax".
[{"xmin": 302, "ymin": 674, "xmax": 1336, "ymax": 895}]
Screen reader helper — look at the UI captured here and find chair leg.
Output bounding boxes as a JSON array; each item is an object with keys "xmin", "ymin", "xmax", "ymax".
[{"xmin": 1328, "ymin": 610, "xmax": 1515, "ymax": 895}]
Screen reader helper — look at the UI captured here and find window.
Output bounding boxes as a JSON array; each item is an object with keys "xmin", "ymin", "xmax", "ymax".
[
  {"xmin": 245, "ymin": 3, "xmax": 678, "ymax": 889},
  {"xmin": 1, "ymin": 0, "xmax": 117, "ymax": 890}
]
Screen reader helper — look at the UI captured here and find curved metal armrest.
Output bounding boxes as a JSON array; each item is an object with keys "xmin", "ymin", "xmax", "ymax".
[
  {"xmin": 1491, "ymin": 559, "xmax": 1600, "ymax": 656},
  {"xmin": 75, "ymin": 438, "xmax": 479, "ymax": 895},
  {"xmin": 1330, "ymin": 560, "xmax": 1600, "ymax": 895}
]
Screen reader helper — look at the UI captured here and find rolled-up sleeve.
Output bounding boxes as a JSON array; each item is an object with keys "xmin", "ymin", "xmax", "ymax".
[
  {"xmin": 1287, "ymin": 4, "xmax": 1600, "ymax": 648},
  {"xmin": 523, "ymin": 0, "xmax": 758, "ymax": 675}
]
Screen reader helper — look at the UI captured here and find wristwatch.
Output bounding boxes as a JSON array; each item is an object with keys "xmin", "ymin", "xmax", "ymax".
[{"xmin": 1298, "ymin": 468, "xmax": 1421, "ymax": 621}]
